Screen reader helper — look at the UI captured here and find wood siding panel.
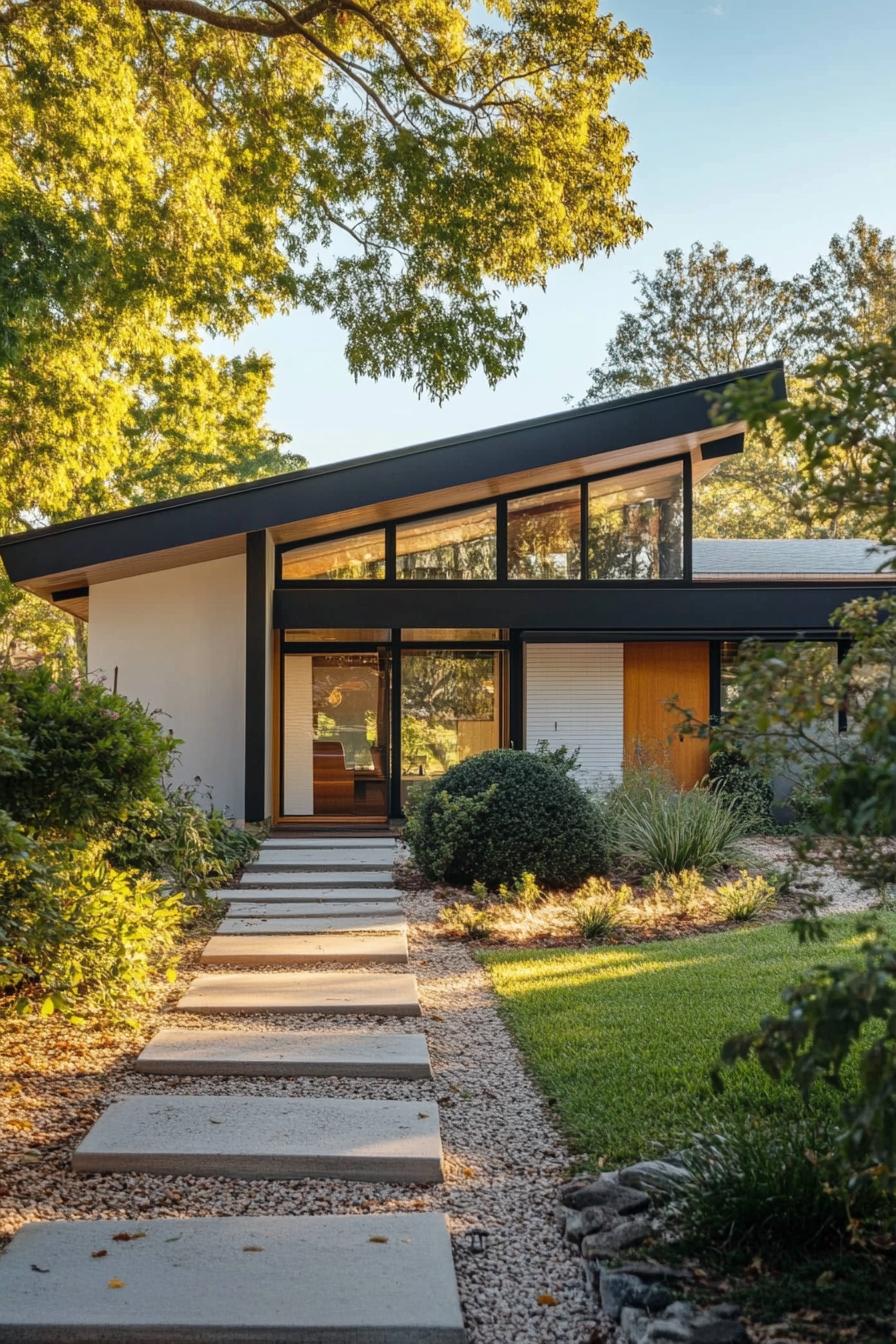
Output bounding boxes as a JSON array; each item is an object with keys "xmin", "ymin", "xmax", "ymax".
[
  {"xmin": 623, "ymin": 642, "xmax": 709, "ymax": 788},
  {"xmin": 524, "ymin": 643, "xmax": 624, "ymax": 791}
]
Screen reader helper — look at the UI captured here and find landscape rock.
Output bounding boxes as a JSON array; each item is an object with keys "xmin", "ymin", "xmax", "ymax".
[
  {"xmin": 662, "ymin": 1300, "xmax": 696, "ymax": 1321},
  {"xmin": 643, "ymin": 1284, "xmax": 676, "ymax": 1313},
  {"xmin": 620, "ymin": 1305, "xmax": 651, "ymax": 1343},
  {"xmin": 563, "ymin": 1175, "xmax": 651, "ymax": 1214},
  {"xmin": 598, "ymin": 1269, "xmax": 654, "ymax": 1321},
  {"xmin": 618, "ymin": 1262, "xmax": 693, "ymax": 1285},
  {"xmin": 564, "ymin": 1203, "xmax": 617, "ymax": 1244},
  {"xmin": 690, "ymin": 1316, "xmax": 750, "ymax": 1344},
  {"xmin": 581, "ymin": 1214, "xmax": 652, "ymax": 1257},
  {"xmin": 618, "ymin": 1160, "xmax": 692, "ymax": 1194},
  {"xmin": 643, "ymin": 1321, "xmax": 694, "ymax": 1343}
]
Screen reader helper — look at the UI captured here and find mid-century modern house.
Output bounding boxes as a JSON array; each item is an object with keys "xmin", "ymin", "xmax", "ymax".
[{"xmin": 1, "ymin": 364, "xmax": 891, "ymax": 828}]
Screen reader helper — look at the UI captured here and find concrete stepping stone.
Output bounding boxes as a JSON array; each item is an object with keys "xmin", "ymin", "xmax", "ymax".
[
  {"xmin": 200, "ymin": 931, "xmax": 409, "ymax": 966},
  {"xmin": 248, "ymin": 852, "xmax": 394, "ymax": 869},
  {"xmin": 226, "ymin": 885, "xmax": 404, "ymax": 901},
  {"xmin": 226, "ymin": 900, "xmax": 402, "ymax": 919},
  {"xmin": 218, "ymin": 915, "xmax": 407, "ymax": 935},
  {"xmin": 231, "ymin": 876, "xmax": 402, "ymax": 897},
  {"xmin": 178, "ymin": 970, "xmax": 421, "ymax": 1016},
  {"xmin": 239, "ymin": 871, "xmax": 397, "ymax": 888},
  {"xmin": 0, "ymin": 1213, "xmax": 465, "ymax": 1342},
  {"xmin": 135, "ymin": 1028, "xmax": 433, "ymax": 1079},
  {"xmin": 73, "ymin": 1095, "xmax": 444, "ymax": 1183}
]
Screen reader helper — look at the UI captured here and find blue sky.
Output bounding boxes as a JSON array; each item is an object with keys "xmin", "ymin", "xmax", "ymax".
[{"xmin": 217, "ymin": 0, "xmax": 896, "ymax": 468}]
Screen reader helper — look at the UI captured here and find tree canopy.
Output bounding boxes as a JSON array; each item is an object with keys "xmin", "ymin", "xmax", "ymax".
[
  {"xmin": 577, "ymin": 219, "xmax": 896, "ymax": 540},
  {"xmin": 0, "ymin": 0, "xmax": 652, "ymax": 659}
]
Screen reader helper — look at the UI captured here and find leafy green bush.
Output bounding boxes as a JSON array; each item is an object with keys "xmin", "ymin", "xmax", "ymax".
[
  {"xmin": 571, "ymin": 876, "xmax": 630, "ymax": 940},
  {"xmin": 438, "ymin": 900, "xmax": 495, "ymax": 939},
  {"xmin": 788, "ymin": 775, "xmax": 830, "ymax": 832},
  {"xmin": 674, "ymin": 1115, "xmax": 869, "ymax": 1256},
  {"xmin": 714, "ymin": 870, "xmax": 777, "ymax": 921},
  {"xmin": 0, "ymin": 842, "xmax": 185, "ymax": 1018},
  {"xmin": 110, "ymin": 784, "xmax": 258, "ymax": 898},
  {"xmin": 405, "ymin": 749, "xmax": 605, "ymax": 890},
  {"xmin": 605, "ymin": 769, "xmax": 747, "ymax": 877},
  {"xmin": 709, "ymin": 747, "xmax": 774, "ymax": 832},
  {"xmin": 0, "ymin": 690, "xmax": 32, "ymax": 885},
  {"xmin": 0, "ymin": 664, "xmax": 177, "ymax": 834}
]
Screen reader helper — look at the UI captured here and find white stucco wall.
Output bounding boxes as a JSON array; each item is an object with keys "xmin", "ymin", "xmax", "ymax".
[{"xmin": 88, "ymin": 554, "xmax": 247, "ymax": 818}]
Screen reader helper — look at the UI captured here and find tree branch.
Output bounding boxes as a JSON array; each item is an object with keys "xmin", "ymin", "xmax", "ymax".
[{"xmin": 134, "ymin": 0, "xmax": 332, "ymax": 39}]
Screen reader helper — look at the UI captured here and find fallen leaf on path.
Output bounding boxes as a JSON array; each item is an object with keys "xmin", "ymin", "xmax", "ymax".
[
  {"xmin": 368, "ymin": 1236, "xmax": 389, "ymax": 1244},
  {"xmin": 242, "ymin": 1246, "xmax": 264, "ymax": 1252},
  {"xmin": 91, "ymin": 1250, "xmax": 108, "ymax": 1259},
  {"xmin": 107, "ymin": 1279, "xmax": 126, "ymax": 1290},
  {"xmin": 537, "ymin": 1294, "xmax": 557, "ymax": 1307},
  {"xmin": 112, "ymin": 1233, "xmax": 145, "ymax": 1242}
]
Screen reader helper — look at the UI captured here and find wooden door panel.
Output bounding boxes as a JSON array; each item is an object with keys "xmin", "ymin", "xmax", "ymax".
[{"xmin": 623, "ymin": 643, "xmax": 709, "ymax": 789}]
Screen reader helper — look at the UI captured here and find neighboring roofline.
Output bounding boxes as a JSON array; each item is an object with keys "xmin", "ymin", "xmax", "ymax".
[{"xmin": 0, "ymin": 361, "xmax": 785, "ymax": 586}]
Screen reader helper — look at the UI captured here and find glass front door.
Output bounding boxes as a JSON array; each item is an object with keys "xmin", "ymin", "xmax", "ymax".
[{"xmin": 282, "ymin": 651, "xmax": 389, "ymax": 818}]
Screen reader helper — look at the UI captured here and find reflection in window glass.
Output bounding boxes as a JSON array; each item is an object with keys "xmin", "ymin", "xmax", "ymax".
[
  {"xmin": 400, "ymin": 650, "xmax": 503, "ymax": 804},
  {"xmin": 281, "ymin": 529, "xmax": 386, "ymax": 581},
  {"xmin": 508, "ymin": 486, "xmax": 581, "ymax": 579},
  {"xmin": 721, "ymin": 640, "xmax": 839, "ymax": 726},
  {"xmin": 401, "ymin": 629, "xmax": 504, "ymax": 641},
  {"xmin": 396, "ymin": 506, "xmax": 496, "ymax": 580},
  {"xmin": 285, "ymin": 629, "xmax": 390, "ymax": 643},
  {"xmin": 587, "ymin": 464, "xmax": 683, "ymax": 579}
]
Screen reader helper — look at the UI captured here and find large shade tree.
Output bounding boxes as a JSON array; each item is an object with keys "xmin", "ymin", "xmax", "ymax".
[
  {"xmin": 0, "ymin": 0, "xmax": 651, "ymax": 659},
  {"xmin": 576, "ymin": 219, "xmax": 896, "ymax": 539}
]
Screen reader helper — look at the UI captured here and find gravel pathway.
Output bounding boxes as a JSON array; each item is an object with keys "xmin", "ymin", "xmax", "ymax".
[
  {"xmin": 743, "ymin": 836, "xmax": 880, "ymax": 914},
  {"xmin": 0, "ymin": 885, "xmax": 596, "ymax": 1343}
]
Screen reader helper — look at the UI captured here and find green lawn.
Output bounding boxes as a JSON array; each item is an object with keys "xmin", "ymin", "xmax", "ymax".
[{"xmin": 481, "ymin": 916, "xmax": 890, "ymax": 1167}]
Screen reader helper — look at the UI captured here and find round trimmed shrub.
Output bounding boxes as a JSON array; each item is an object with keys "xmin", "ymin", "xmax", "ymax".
[
  {"xmin": 405, "ymin": 748, "xmax": 605, "ymax": 890},
  {"xmin": 709, "ymin": 747, "xmax": 774, "ymax": 832}
]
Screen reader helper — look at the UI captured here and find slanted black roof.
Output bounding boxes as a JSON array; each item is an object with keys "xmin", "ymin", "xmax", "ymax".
[{"xmin": 0, "ymin": 362, "xmax": 785, "ymax": 585}]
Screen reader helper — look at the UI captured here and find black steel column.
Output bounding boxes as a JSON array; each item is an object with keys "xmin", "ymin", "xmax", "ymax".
[
  {"xmin": 389, "ymin": 629, "xmax": 403, "ymax": 819},
  {"xmin": 244, "ymin": 530, "xmax": 268, "ymax": 822}
]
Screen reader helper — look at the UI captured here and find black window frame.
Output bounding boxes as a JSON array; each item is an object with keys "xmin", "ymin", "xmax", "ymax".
[{"xmin": 275, "ymin": 452, "xmax": 693, "ymax": 588}]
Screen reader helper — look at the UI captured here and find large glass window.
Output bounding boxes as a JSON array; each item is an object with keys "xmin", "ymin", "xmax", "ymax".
[
  {"xmin": 285, "ymin": 629, "xmax": 389, "ymax": 643},
  {"xmin": 396, "ymin": 505, "xmax": 496, "ymax": 580},
  {"xmin": 587, "ymin": 463, "xmax": 684, "ymax": 579},
  {"xmin": 507, "ymin": 485, "xmax": 581, "ymax": 580},
  {"xmin": 401, "ymin": 628, "xmax": 504, "ymax": 641},
  {"xmin": 281, "ymin": 529, "xmax": 386, "ymax": 581},
  {"xmin": 400, "ymin": 649, "xmax": 503, "ymax": 804},
  {"xmin": 721, "ymin": 639, "xmax": 839, "ymax": 723}
]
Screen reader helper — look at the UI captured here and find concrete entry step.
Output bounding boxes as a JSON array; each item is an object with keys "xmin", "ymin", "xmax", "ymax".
[
  {"xmin": 178, "ymin": 970, "xmax": 421, "ymax": 1016},
  {"xmin": 226, "ymin": 901, "xmax": 402, "ymax": 920},
  {"xmin": 248, "ymin": 854, "xmax": 394, "ymax": 865},
  {"xmin": 239, "ymin": 872, "xmax": 397, "ymax": 888},
  {"xmin": 227, "ymin": 885, "xmax": 404, "ymax": 901},
  {"xmin": 73, "ymin": 1095, "xmax": 444, "ymax": 1183},
  {"xmin": 218, "ymin": 915, "xmax": 407, "ymax": 935},
  {"xmin": 135, "ymin": 1028, "xmax": 433, "ymax": 1079},
  {"xmin": 0, "ymin": 1213, "xmax": 465, "ymax": 1342},
  {"xmin": 261, "ymin": 836, "xmax": 399, "ymax": 849},
  {"xmin": 200, "ymin": 931, "xmax": 409, "ymax": 966}
]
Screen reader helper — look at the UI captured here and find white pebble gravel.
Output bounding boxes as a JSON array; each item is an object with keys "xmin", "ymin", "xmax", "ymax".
[{"xmin": 0, "ymin": 887, "xmax": 597, "ymax": 1343}]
